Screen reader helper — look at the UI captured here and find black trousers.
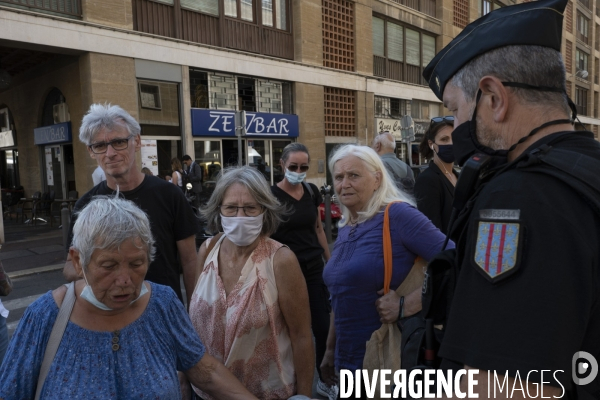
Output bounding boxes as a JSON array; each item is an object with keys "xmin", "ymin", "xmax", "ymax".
[{"xmin": 298, "ymin": 256, "xmax": 331, "ymax": 381}]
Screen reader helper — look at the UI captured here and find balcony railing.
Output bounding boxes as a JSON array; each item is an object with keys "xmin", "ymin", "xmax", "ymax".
[
  {"xmin": 0, "ymin": 0, "xmax": 81, "ymax": 17},
  {"xmin": 577, "ymin": 31, "xmax": 590, "ymax": 45},
  {"xmin": 389, "ymin": 0, "xmax": 436, "ymax": 18},
  {"xmin": 576, "ymin": 104, "xmax": 588, "ymax": 116}
]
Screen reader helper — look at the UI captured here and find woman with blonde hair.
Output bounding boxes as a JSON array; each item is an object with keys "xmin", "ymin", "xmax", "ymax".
[{"xmin": 320, "ymin": 145, "xmax": 453, "ymax": 386}]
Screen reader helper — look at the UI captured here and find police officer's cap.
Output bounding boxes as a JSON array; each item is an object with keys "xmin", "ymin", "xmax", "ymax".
[{"xmin": 423, "ymin": 0, "xmax": 568, "ymax": 101}]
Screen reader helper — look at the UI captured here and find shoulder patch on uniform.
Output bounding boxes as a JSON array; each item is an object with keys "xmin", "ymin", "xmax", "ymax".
[{"xmin": 472, "ymin": 212, "xmax": 523, "ymax": 283}]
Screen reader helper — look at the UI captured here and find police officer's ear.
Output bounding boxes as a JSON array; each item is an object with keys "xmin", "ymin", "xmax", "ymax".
[{"xmin": 479, "ymin": 76, "xmax": 510, "ymax": 124}]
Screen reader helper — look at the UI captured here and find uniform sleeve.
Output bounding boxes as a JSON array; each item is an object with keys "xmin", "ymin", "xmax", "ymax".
[
  {"xmin": 0, "ymin": 294, "xmax": 56, "ymax": 400},
  {"xmin": 440, "ymin": 173, "xmax": 600, "ymax": 390},
  {"xmin": 414, "ymin": 171, "xmax": 444, "ymax": 232},
  {"xmin": 391, "ymin": 202, "xmax": 454, "ymax": 262},
  {"xmin": 159, "ymin": 287, "xmax": 206, "ymax": 371}
]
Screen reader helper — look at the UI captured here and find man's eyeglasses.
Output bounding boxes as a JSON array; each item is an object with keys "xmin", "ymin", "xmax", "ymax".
[
  {"xmin": 287, "ymin": 165, "xmax": 309, "ymax": 172},
  {"xmin": 88, "ymin": 135, "xmax": 134, "ymax": 154},
  {"xmin": 220, "ymin": 204, "xmax": 264, "ymax": 217},
  {"xmin": 430, "ymin": 116, "xmax": 455, "ymax": 126}
]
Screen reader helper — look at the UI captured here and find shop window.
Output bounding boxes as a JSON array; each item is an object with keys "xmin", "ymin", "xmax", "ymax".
[
  {"xmin": 190, "ymin": 70, "xmax": 210, "ymax": 108},
  {"xmin": 238, "ymin": 77, "xmax": 256, "ymax": 111},
  {"xmin": 194, "ymin": 140, "xmax": 222, "ymax": 182},
  {"xmin": 181, "ymin": 0, "xmax": 219, "ymax": 16},
  {"xmin": 139, "ymin": 83, "xmax": 162, "ymax": 110},
  {"xmin": 480, "ymin": 0, "xmax": 502, "ymax": 16},
  {"xmin": 210, "ymin": 73, "xmax": 237, "ymax": 110}
]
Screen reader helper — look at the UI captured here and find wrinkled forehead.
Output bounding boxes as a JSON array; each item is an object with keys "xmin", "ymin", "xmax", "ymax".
[{"xmin": 91, "ymin": 121, "xmax": 130, "ymax": 143}]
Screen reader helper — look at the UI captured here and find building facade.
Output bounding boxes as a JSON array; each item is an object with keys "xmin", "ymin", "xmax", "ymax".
[{"xmin": 0, "ymin": 0, "xmax": 597, "ymax": 198}]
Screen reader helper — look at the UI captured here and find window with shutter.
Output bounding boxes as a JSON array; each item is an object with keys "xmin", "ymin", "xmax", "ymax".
[
  {"xmin": 406, "ymin": 29, "xmax": 420, "ymax": 66},
  {"xmin": 422, "ymin": 35, "xmax": 435, "ymax": 67},
  {"xmin": 387, "ymin": 23, "xmax": 404, "ymax": 62},
  {"xmin": 181, "ymin": 0, "xmax": 218, "ymax": 15},
  {"xmin": 373, "ymin": 17, "xmax": 385, "ymax": 57}
]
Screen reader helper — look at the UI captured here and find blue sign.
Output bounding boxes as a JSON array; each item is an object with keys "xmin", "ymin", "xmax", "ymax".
[
  {"xmin": 34, "ymin": 122, "xmax": 72, "ymax": 145},
  {"xmin": 191, "ymin": 109, "xmax": 299, "ymax": 138}
]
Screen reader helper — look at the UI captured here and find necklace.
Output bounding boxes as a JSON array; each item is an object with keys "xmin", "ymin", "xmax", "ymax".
[{"xmin": 436, "ymin": 160, "xmax": 457, "ymax": 184}]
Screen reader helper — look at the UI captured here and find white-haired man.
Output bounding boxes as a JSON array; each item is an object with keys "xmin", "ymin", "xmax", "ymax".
[
  {"xmin": 371, "ymin": 131, "xmax": 414, "ymax": 194},
  {"xmin": 63, "ymin": 104, "xmax": 198, "ymax": 306}
]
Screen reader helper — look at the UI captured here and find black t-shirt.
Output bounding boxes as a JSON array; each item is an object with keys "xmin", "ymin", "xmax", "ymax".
[
  {"xmin": 440, "ymin": 132, "xmax": 600, "ymax": 397},
  {"xmin": 66, "ymin": 175, "xmax": 198, "ymax": 302},
  {"xmin": 270, "ymin": 183, "xmax": 324, "ymax": 264}
]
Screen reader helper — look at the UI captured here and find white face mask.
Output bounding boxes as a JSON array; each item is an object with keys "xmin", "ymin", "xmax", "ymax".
[
  {"xmin": 80, "ymin": 267, "xmax": 148, "ymax": 311},
  {"xmin": 220, "ymin": 213, "xmax": 264, "ymax": 246},
  {"xmin": 285, "ymin": 168, "xmax": 307, "ymax": 185}
]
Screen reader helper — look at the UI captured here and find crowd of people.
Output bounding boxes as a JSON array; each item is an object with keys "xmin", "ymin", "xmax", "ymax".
[{"xmin": 0, "ymin": 0, "xmax": 599, "ymax": 399}]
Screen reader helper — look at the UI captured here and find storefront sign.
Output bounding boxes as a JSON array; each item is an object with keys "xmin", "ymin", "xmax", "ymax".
[
  {"xmin": 191, "ymin": 109, "xmax": 299, "ymax": 137},
  {"xmin": 414, "ymin": 122, "xmax": 428, "ymax": 142},
  {"xmin": 34, "ymin": 122, "xmax": 72, "ymax": 145},
  {"xmin": 45, "ymin": 148, "xmax": 54, "ymax": 186},
  {"xmin": 141, "ymin": 139, "xmax": 159, "ymax": 176},
  {"xmin": 0, "ymin": 130, "xmax": 15, "ymax": 148},
  {"xmin": 375, "ymin": 118, "xmax": 403, "ymax": 137}
]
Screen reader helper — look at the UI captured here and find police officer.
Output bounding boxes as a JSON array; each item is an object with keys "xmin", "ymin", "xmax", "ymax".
[{"xmin": 422, "ymin": 0, "xmax": 600, "ymax": 397}]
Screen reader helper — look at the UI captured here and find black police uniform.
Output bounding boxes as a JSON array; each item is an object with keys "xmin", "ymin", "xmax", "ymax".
[{"xmin": 439, "ymin": 131, "xmax": 600, "ymax": 399}]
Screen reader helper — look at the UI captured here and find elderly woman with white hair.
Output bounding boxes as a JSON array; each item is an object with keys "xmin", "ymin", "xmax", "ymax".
[
  {"xmin": 320, "ymin": 145, "xmax": 454, "ymax": 385},
  {"xmin": 189, "ymin": 166, "xmax": 314, "ymax": 400},
  {"xmin": 0, "ymin": 196, "xmax": 258, "ymax": 400}
]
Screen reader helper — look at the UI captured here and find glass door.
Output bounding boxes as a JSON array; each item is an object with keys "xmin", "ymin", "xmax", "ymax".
[{"xmin": 43, "ymin": 145, "xmax": 64, "ymax": 199}]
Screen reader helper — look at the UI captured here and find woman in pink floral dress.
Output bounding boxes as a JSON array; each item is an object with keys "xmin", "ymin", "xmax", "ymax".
[{"xmin": 189, "ymin": 166, "xmax": 314, "ymax": 400}]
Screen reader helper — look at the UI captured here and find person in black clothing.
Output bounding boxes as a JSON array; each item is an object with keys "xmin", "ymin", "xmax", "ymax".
[
  {"xmin": 414, "ymin": 116, "xmax": 458, "ymax": 235},
  {"xmin": 182, "ymin": 155, "xmax": 203, "ymax": 207},
  {"xmin": 422, "ymin": 0, "xmax": 600, "ymax": 398},
  {"xmin": 62, "ymin": 104, "xmax": 198, "ymax": 306},
  {"xmin": 270, "ymin": 143, "xmax": 337, "ymax": 400}
]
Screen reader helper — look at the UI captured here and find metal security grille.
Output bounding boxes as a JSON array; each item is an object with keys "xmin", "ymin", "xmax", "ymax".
[
  {"xmin": 453, "ymin": 0, "xmax": 469, "ymax": 29},
  {"xmin": 566, "ymin": 40, "xmax": 573, "ymax": 74},
  {"xmin": 324, "ymin": 88, "xmax": 355, "ymax": 137},
  {"xmin": 322, "ymin": 0, "xmax": 355, "ymax": 71}
]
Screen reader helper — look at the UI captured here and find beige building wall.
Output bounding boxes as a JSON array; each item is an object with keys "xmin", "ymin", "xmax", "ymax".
[
  {"xmin": 356, "ymin": 0, "xmax": 374, "ymax": 75},
  {"xmin": 78, "ymin": 53, "xmax": 138, "ymax": 192},
  {"xmin": 295, "ymin": 83, "xmax": 327, "ymax": 185},
  {"xmin": 0, "ymin": 57, "xmax": 83, "ymax": 197},
  {"xmin": 356, "ymin": 90, "xmax": 375, "ymax": 146},
  {"xmin": 293, "ymin": 0, "xmax": 323, "ymax": 66},
  {"xmin": 138, "ymin": 81, "xmax": 180, "ymax": 126}
]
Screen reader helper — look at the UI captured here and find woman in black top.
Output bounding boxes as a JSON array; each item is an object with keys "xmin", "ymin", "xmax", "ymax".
[
  {"xmin": 270, "ymin": 143, "xmax": 336, "ymax": 399},
  {"xmin": 414, "ymin": 116, "xmax": 458, "ymax": 235}
]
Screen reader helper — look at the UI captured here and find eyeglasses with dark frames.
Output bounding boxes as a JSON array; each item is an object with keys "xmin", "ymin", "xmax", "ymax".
[
  {"xmin": 220, "ymin": 204, "xmax": 264, "ymax": 217},
  {"xmin": 88, "ymin": 135, "xmax": 134, "ymax": 154},
  {"xmin": 287, "ymin": 165, "xmax": 309, "ymax": 172}
]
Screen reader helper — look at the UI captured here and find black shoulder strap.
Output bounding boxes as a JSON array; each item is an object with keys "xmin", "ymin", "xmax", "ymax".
[
  {"xmin": 302, "ymin": 182, "xmax": 316, "ymax": 205},
  {"xmin": 520, "ymin": 145, "xmax": 600, "ymax": 217}
]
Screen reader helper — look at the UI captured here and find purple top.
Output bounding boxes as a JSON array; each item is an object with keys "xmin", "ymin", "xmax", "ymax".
[{"xmin": 323, "ymin": 202, "xmax": 454, "ymax": 371}]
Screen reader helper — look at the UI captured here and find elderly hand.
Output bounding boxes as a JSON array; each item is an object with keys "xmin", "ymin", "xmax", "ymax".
[
  {"xmin": 319, "ymin": 349, "xmax": 338, "ymax": 386},
  {"xmin": 375, "ymin": 290, "xmax": 401, "ymax": 323}
]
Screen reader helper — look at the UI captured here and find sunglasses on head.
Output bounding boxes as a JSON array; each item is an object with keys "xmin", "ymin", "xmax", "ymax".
[
  {"xmin": 287, "ymin": 164, "xmax": 309, "ymax": 172},
  {"xmin": 430, "ymin": 116, "xmax": 455, "ymax": 127}
]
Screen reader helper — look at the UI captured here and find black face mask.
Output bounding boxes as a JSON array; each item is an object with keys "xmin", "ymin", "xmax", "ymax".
[
  {"xmin": 452, "ymin": 83, "xmax": 576, "ymax": 167},
  {"xmin": 433, "ymin": 144, "xmax": 455, "ymax": 163}
]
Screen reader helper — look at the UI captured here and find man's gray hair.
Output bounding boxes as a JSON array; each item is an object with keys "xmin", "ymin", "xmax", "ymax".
[
  {"xmin": 71, "ymin": 196, "xmax": 155, "ymax": 271},
  {"xmin": 450, "ymin": 45, "xmax": 570, "ymax": 115},
  {"xmin": 79, "ymin": 104, "xmax": 141, "ymax": 145},
  {"xmin": 202, "ymin": 166, "xmax": 286, "ymax": 236},
  {"xmin": 372, "ymin": 132, "xmax": 396, "ymax": 151}
]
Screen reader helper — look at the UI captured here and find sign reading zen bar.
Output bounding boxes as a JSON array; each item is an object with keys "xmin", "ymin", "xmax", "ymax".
[
  {"xmin": 191, "ymin": 109, "xmax": 299, "ymax": 137},
  {"xmin": 34, "ymin": 122, "xmax": 73, "ymax": 145}
]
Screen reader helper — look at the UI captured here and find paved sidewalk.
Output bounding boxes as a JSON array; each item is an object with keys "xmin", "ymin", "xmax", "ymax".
[{"xmin": 1, "ymin": 217, "xmax": 66, "ymax": 277}]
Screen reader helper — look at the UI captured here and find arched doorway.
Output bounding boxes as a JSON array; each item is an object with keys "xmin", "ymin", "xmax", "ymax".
[{"xmin": 35, "ymin": 88, "xmax": 75, "ymax": 200}]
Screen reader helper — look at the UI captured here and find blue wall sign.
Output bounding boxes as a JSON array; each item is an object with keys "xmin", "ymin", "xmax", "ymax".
[
  {"xmin": 34, "ymin": 122, "xmax": 73, "ymax": 145},
  {"xmin": 191, "ymin": 109, "xmax": 299, "ymax": 138}
]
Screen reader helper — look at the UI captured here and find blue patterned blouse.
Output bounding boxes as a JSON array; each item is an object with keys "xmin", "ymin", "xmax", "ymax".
[{"xmin": 0, "ymin": 283, "xmax": 205, "ymax": 399}]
